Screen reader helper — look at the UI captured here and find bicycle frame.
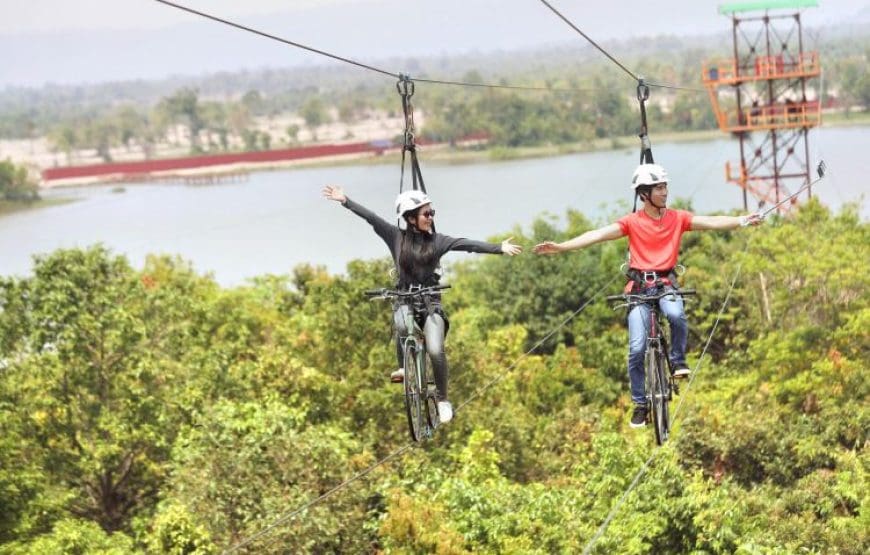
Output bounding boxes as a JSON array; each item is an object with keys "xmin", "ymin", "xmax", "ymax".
[
  {"xmin": 365, "ymin": 284, "xmax": 450, "ymax": 442},
  {"xmin": 607, "ymin": 288, "xmax": 695, "ymax": 445}
]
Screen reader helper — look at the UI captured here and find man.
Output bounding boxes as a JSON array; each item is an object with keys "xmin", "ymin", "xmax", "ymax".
[{"xmin": 533, "ymin": 163, "xmax": 761, "ymax": 428}]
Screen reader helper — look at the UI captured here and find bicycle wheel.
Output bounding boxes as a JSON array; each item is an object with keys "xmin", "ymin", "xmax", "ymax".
[
  {"xmin": 402, "ymin": 340, "xmax": 424, "ymax": 442},
  {"xmin": 423, "ymin": 352, "xmax": 439, "ymax": 431},
  {"xmin": 657, "ymin": 352, "xmax": 671, "ymax": 441},
  {"xmin": 648, "ymin": 346, "xmax": 670, "ymax": 445}
]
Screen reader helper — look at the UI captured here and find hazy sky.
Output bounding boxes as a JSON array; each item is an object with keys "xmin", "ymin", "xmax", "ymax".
[{"xmin": 2, "ymin": 0, "xmax": 867, "ymax": 87}]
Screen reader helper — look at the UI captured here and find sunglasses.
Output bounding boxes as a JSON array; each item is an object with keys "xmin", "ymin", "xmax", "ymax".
[{"xmin": 419, "ymin": 209, "xmax": 436, "ymax": 219}]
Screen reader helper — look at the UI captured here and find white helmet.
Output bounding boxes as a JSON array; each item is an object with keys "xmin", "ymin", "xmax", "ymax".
[
  {"xmin": 395, "ymin": 190, "xmax": 432, "ymax": 217},
  {"xmin": 631, "ymin": 163, "xmax": 668, "ymax": 190}
]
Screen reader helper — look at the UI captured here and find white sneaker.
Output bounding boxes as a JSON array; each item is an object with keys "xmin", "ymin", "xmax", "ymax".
[
  {"xmin": 390, "ymin": 368, "xmax": 404, "ymax": 383},
  {"xmin": 437, "ymin": 401, "xmax": 453, "ymax": 423}
]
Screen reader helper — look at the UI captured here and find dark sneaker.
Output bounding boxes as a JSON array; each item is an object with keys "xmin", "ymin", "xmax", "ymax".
[
  {"xmin": 630, "ymin": 404, "xmax": 649, "ymax": 428},
  {"xmin": 390, "ymin": 368, "xmax": 404, "ymax": 383},
  {"xmin": 673, "ymin": 364, "xmax": 691, "ymax": 379}
]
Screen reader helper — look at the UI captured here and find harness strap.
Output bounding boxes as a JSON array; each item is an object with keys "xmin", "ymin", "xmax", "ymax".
[
  {"xmin": 397, "ymin": 74, "xmax": 427, "ymax": 195},
  {"xmin": 624, "ymin": 268, "xmax": 677, "ymax": 293}
]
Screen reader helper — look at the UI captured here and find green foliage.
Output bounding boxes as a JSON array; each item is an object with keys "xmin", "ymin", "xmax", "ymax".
[
  {"xmin": 1, "ymin": 201, "xmax": 866, "ymax": 553},
  {"xmin": 4, "ymin": 518, "xmax": 134, "ymax": 555},
  {"xmin": 0, "ymin": 159, "xmax": 39, "ymax": 202}
]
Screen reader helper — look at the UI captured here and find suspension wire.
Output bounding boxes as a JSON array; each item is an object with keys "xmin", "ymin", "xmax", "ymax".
[
  {"xmin": 414, "ymin": 76, "xmax": 596, "ymax": 93},
  {"xmin": 157, "ymin": 0, "xmax": 698, "ymax": 94},
  {"xmin": 456, "ymin": 274, "xmax": 619, "ymax": 413},
  {"xmin": 645, "ymin": 81, "xmax": 706, "ymax": 93},
  {"xmin": 153, "ymin": 0, "xmax": 399, "ymax": 78},
  {"xmin": 581, "ymin": 257, "xmax": 747, "ymax": 555},
  {"xmin": 222, "ymin": 443, "xmax": 414, "ymax": 554},
  {"xmin": 670, "ymin": 256, "xmax": 745, "ymax": 423},
  {"xmin": 222, "ymin": 273, "xmax": 618, "ymax": 553},
  {"xmin": 536, "ymin": 0, "xmax": 638, "ymax": 81},
  {"xmin": 153, "ymin": 0, "xmax": 603, "ymax": 94},
  {"xmin": 535, "ymin": 1, "xmax": 705, "ymax": 93}
]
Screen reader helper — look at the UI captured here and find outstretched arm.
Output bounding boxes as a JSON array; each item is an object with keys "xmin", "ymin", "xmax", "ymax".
[
  {"xmin": 691, "ymin": 213, "xmax": 762, "ymax": 231},
  {"xmin": 533, "ymin": 223, "xmax": 624, "ymax": 254},
  {"xmin": 322, "ymin": 184, "xmax": 398, "ymax": 246},
  {"xmin": 438, "ymin": 235, "xmax": 522, "ymax": 256}
]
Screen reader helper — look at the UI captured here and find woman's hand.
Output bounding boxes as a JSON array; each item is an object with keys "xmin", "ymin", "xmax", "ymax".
[
  {"xmin": 532, "ymin": 241, "xmax": 562, "ymax": 254},
  {"xmin": 501, "ymin": 237, "xmax": 523, "ymax": 256},
  {"xmin": 322, "ymin": 185, "xmax": 347, "ymax": 204}
]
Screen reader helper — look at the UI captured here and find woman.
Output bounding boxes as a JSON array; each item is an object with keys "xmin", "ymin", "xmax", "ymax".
[{"xmin": 323, "ymin": 185, "xmax": 522, "ymax": 423}]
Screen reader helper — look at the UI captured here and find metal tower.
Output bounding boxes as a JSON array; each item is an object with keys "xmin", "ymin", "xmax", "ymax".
[{"xmin": 702, "ymin": 0, "xmax": 821, "ymax": 213}]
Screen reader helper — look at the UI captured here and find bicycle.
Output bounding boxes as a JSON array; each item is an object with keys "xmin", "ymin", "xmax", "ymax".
[
  {"xmin": 364, "ymin": 284, "xmax": 451, "ymax": 442},
  {"xmin": 607, "ymin": 288, "xmax": 696, "ymax": 444}
]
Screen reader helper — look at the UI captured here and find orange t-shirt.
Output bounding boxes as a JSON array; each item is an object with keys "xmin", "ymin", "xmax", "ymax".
[{"xmin": 617, "ymin": 209, "xmax": 693, "ymax": 270}]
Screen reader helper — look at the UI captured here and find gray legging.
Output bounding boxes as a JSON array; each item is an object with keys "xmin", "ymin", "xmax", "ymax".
[{"xmin": 393, "ymin": 305, "xmax": 448, "ymax": 401}]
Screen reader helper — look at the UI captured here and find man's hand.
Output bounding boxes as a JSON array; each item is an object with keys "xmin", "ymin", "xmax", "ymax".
[
  {"xmin": 740, "ymin": 213, "xmax": 763, "ymax": 227},
  {"xmin": 532, "ymin": 241, "xmax": 562, "ymax": 255}
]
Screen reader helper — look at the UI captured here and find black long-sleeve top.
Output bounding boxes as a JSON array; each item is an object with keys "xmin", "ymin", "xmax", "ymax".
[{"xmin": 343, "ymin": 197, "xmax": 503, "ymax": 287}]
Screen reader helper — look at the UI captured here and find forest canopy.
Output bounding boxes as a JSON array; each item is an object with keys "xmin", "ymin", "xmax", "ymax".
[{"xmin": 0, "ymin": 199, "xmax": 867, "ymax": 553}]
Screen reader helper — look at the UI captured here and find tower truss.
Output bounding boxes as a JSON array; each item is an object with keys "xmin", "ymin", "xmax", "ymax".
[{"xmin": 702, "ymin": 0, "xmax": 821, "ymax": 213}]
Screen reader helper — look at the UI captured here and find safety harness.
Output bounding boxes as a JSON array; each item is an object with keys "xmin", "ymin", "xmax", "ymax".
[
  {"xmin": 623, "ymin": 268, "xmax": 677, "ymax": 294},
  {"xmin": 622, "ymin": 79, "xmax": 680, "ymax": 294}
]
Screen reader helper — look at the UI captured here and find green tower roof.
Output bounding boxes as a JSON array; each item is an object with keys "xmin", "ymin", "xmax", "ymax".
[{"xmin": 719, "ymin": 0, "xmax": 818, "ymax": 15}]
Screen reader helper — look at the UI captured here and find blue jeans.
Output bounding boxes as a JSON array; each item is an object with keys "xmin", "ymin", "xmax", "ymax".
[{"xmin": 627, "ymin": 285, "xmax": 688, "ymax": 405}]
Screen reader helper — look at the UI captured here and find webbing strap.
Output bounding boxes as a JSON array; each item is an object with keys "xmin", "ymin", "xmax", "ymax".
[
  {"xmin": 397, "ymin": 75, "xmax": 427, "ymax": 195},
  {"xmin": 637, "ymin": 78, "xmax": 654, "ymax": 165},
  {"xmin": 632, "ymin": 78, "xmax": 654, "ymax": 216}
]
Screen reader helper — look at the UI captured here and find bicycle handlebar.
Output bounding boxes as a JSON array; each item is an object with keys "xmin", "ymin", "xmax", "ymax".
[
  {"xmin": 605, "ymin": 288, "xmax": 697, "ymax": 304},
  {"xmin": 364, "ymin": 284, "xmax": 451, "ymax": 299}
]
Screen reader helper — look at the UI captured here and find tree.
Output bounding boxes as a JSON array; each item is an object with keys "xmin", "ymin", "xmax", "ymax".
[
  {"xmin": 299, "ymin": 97, "xmax": 328, "ymax": 140},
  {"xmin": 0, "ymin": 159, "xmax": 39, "ymax": 202},
  {"xmin": 157, "ymin": 88, "xmax": 204, "ymax": 153},
  {"xmin": 240, "ymin": 89, "xmax": 265, "ymax": 116},
  {"xmin": 0, "ymin": 247, "xmax": 209, "ymax": 533},
  {"xmin": 47, "ymin": 126, "xmax": 78, "ymax": 165},
  {"xmin": 112, "ymin": 105, "xmax": 146, "ymax": 152},
  {"xmin": 285, "ymin": 123, "xmax": 300, "ymax": 144}
]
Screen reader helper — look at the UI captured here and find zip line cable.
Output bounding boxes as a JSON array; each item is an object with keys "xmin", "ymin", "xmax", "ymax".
[
  {"xmin": 154, "ymin": 0, "xmax": 398, "ymax": 78},
  {"xmin": 154, "ymin": 0, "xmax": 603, "ymax": 94},
  {"xmin": 645, "ymin": 81, "xmax": 706, "ymax": 93},
  {"xmin": 414, "ymin": 76, "xmax": 596, "ymax": 93},
  {"xmin": 535, "ymin": 1, "xmax": 704, "ymax": 93},
  {"xmin": 581, "ymin": 255, "xmax": 747, "ymax": 555},
  {"xmin": 222, "ymin": 273, "xmax": 619, "ymax": 553},
  {"xmin": 536, "ymin": 0, "xmax": 638, "ymax": 81}
]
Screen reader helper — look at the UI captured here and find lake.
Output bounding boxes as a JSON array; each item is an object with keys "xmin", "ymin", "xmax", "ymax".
[{"xmin": 1, "ymin": 126, "xmax": 866, "ymax": 286}]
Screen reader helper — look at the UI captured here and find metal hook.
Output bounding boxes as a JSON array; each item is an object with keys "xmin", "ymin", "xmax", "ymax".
[{"xmin": 636, "ymin": 77, "xmax": 650, "ymax": 102}]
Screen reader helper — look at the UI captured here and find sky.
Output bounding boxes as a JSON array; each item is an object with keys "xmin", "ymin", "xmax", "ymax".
[{"xmin": 2, "ymin": 0, "xmax": 868, "ymax": 88}]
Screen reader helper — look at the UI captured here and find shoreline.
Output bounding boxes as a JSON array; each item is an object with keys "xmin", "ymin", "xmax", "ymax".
[
  {"xmin": 36, "ymin": 115, "xmax": 870, "ymax": 188},
  {"xmin": 37, "ymin": 130, "xmax": 725, "ymax": 188}
]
